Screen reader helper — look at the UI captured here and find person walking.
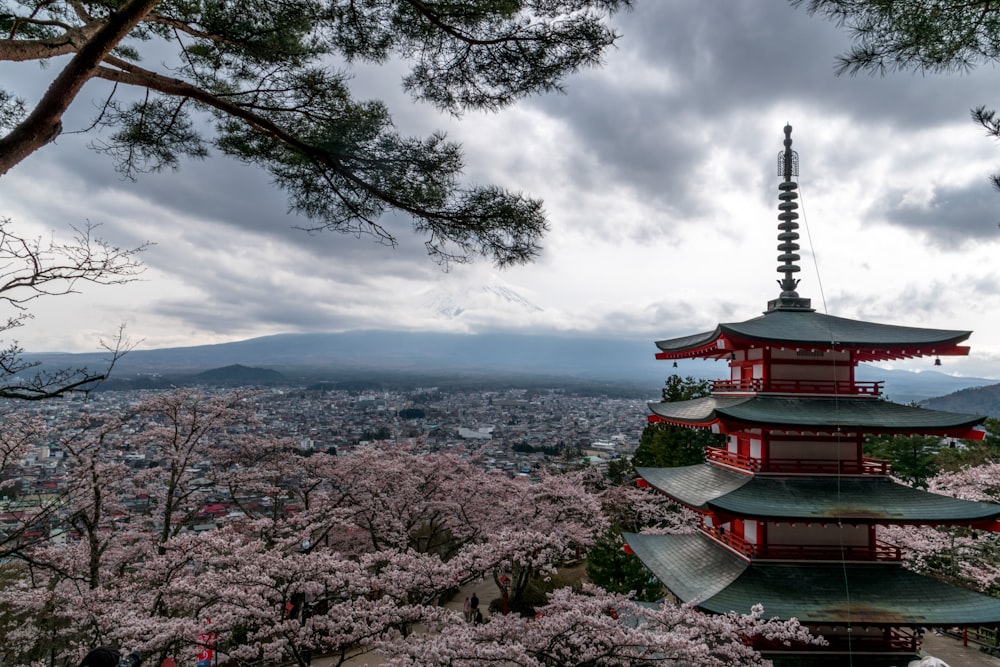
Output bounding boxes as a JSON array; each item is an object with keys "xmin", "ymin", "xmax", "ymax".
[{"xmin": 463, "ymin": 595, "xmax": 472, "ymax": 622}]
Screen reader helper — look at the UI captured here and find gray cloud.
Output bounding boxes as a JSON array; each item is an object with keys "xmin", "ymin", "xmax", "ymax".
[{"xmin": 879, "ymin": 181, "xmax": 1000, "ymax": 249}]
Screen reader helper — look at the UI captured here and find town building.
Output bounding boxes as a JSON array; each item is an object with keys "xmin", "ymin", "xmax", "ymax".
[{"xmin": 625, "ymin": 126, "xmax": 1000, "ymax": 666}]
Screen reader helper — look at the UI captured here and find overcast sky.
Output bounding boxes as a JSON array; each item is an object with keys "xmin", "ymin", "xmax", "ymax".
[{"xmin": 3, "ymin": 2, "xmax": 1000, "ymax": 379}]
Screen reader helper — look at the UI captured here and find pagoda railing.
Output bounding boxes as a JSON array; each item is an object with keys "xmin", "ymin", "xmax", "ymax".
[
  {"xmin": 752, "ymin": 540, "xmax": 902, "ymax": 562},
  {"xmin": 710, "ymin": 378, "xmax": 883, "ymax": 396},
  {"xmin": 705, "ymin": 448, "xmax": 758, "ymax": 470},
  {"xmin": 753, "ymin": 627, "xmax": 917, "ymax": 654},
  {"xmin": 701, "ymin": 525, "xmax": 902, "ymax": 561},
  {"xmin": 702, "ymin": 524, "xmax": 756, "ymax": 557},
  {"xmin": 705, "ymin": 447, "xmax": 892, "ymax": 475}
]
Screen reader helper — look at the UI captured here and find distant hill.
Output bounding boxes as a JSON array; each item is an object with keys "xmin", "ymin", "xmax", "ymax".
[
  {"xmin": 854, "ymin": 366, "xmax": 997, "ymax": 405},
  {"xmin": 23, "ymin": 331, "xmax": 999, "ymax": 400},
  {"xmin": 195, "ymin": 364, "xmax": 287, "ymax": 386},
  {"xmin": 921, "ymin": 383, "xmax": 1000, "ymax": 419}
]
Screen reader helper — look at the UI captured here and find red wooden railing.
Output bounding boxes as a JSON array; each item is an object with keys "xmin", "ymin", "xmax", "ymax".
[
  {"xmin": 701, "ymin": 525, "xmax": 902, "ymax": 561},
  {"xmin": 710, "ymin": 378, "xmax": 883, "ymax": 396},
  {"xmin": 753, "ymin": 627, "xmax": 916, "ymax": 653},
  {"xmin": 705, "ymin": 447, "xmax": 757, "ymax": 470},
  {"xmin": 705, "ymin": 447, "xmax": 891, "ymax": 475},
  {"xmin": 752, "ymin": 540, "xmax": 902, "ymax": 562},
  {"xmin": 702, "ymin": 524, "xmax": 755, "ymax": 556}
]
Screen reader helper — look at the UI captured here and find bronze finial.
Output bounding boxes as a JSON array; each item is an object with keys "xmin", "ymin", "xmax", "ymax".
[{"xmin": 768, "ymin": 125, "xmax": 812, "ymax": 312}]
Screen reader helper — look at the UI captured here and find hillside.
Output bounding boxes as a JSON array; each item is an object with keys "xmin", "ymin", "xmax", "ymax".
[
  {"xmin": 195, "ymin": 364, "xmax": 287, "ymax": 386},
  {"xmin": 24, "ymin": 331, "xmax": 999, "ymax": 401},
  {"xmin": 921, "ymin": 383, "xmax": 1000, "ymax": 419}
]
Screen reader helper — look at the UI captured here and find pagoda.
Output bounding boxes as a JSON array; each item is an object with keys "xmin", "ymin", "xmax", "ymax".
[{"xmin": 625, "ymin": 125, "xmax": 1000, "ymax": 666}]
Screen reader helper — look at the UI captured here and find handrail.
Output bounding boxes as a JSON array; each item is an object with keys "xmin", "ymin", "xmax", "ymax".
[
  {"xmin": 705, "ymin": 448, "xmax": 892, "ymax": 475},
  {"xmin": 710, "ymin": 378, "xmax": 883, "ymax": 396},
  {"xmin": 753, "ymin": 627, "xmax": 916, "ymax": 652},
  {"xmin": 700, "ymin": 525, "xmax": 902, "ymax": 561}
]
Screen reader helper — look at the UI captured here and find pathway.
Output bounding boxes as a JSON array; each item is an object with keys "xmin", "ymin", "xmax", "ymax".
[{"xmin": 917, "ymin": 630, "xmax": 1000, "ymax": 666}]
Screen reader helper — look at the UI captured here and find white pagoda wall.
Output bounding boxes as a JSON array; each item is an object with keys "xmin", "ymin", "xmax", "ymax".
[
  {"xmin": 768, "ymin": 349, "xmax": 851, "ymax": 383},
  {"xmin": 768, "ymin": 523, "xmax": 868, "ymax": 547},
  {"xmin": 769, "ymin": 438, "xmax": 856, "ymax": 461}
]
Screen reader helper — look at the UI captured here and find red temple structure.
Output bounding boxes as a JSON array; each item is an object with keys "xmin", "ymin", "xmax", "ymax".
[{"xmin": 624, "ymin": 125, "xmax": 1000, "ymax": 666}]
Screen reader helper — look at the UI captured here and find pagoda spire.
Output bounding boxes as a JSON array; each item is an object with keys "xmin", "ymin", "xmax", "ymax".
[{"xmin": 767, "ymin": 124, "xmax": 813, "ymax": 312}]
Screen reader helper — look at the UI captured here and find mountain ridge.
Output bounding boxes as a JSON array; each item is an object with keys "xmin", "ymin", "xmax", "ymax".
[{"xmin": 23, "ymin": 330, "xmax": 999, "ymax": 403}]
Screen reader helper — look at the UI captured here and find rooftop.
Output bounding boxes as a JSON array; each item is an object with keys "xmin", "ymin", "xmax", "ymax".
[{"xmin": 624, "ymin": 532, "xmax": 1000, "ymax": 626}]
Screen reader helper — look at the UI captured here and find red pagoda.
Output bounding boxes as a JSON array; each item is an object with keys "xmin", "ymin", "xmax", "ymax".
[{"xmin": 625, "ymin": 125, "xmax": 1000, "ymax": 666}]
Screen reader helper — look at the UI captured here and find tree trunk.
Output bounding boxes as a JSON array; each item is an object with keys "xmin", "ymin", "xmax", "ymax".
[{"xmin": 0, "ymin": 0, "xmax": 162, "ymax": 175}]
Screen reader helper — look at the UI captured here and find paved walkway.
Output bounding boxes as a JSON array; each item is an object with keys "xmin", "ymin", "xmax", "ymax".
[{"xmin": 917, "ymin": 630, "xmax": 1000, "ymax": 666}]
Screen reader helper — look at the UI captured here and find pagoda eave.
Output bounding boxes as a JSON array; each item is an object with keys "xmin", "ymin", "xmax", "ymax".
[
  {"xmin": 655, "ymin": 311, "xmax": 972, "ymax": 361},
  {"xmin": 646, "ymin": 413, "xmax": 720, "ymax": 431},
  {"xmin": 636, "ymin": 465, "xmax": 1000, "ymax": 523},
  {"xmin": 853, "ymin": 344, "xmax": 970, "ymax": 363},
  {"xmin": 648, "ymin": 396, "xmax": 985, "ymax": 438},
  {"xmin": 653, "ymin": 340, "xmax": 971, "ymax": 362},
  {"xmin": 624, "ymin": 532, "xmax": 1000, "ymax": 626}
]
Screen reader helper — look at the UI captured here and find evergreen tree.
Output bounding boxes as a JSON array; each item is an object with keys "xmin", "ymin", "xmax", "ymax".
[
  {"xmin": 586, "ymin": 529, "xmax": 663, "ymax": 602},
  {"xmin": 864, "ymin": 433, "xmax": 941, "ymax": 489},
  {"xmin": 0, "ymin": 0, "xmax": 631, "ymax": 265},
  {"xmin": 631, "ymin": 375, "xmax": 721, "ymax": 469}
]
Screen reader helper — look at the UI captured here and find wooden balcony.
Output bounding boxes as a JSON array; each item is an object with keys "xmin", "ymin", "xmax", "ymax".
[
  {"xmin": 753, "ymin": 540, "xmax": 902, "ymax": 562},
  {"xmin": 701, "ymin": 525, "xmax": 902, "ymax": 562},
  {"xmin": 753, "ymin": 627, "xmax": 917, "ymax": 654},
  {"xmin": 706, "ymin": 447, "xmax": 891, "ymax": 476},
  {"xmin": 710, "ymin": 378, "xmax": 883, "ymax": 396}
]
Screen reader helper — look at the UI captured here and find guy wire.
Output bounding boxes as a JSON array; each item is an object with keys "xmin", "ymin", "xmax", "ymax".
[{"xmin": 798, "ymin": 183, "xmax": 854, "ymax": 666}]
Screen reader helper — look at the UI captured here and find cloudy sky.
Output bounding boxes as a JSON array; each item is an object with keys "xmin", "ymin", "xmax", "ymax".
[{"xmin": 3, "ymin": 2, "xmax": 1000, "ymax": 379}]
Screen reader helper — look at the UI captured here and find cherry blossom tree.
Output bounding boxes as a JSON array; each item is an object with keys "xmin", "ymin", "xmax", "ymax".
[
  {"xmin": 0, "ymin": 389, "xmax": 814, "ymax": 667},
  {"xmin": 882, "ymin": 462, "xmax": 1000, "ymax": 595},
  {"xmin": 0, "ymin": 219, "xmax": 145, "ymax": 401},
  {"xmin": 379, "ymin": 585, "xmax": 820, "ymax": 667},
  {"xmin": 0, "ymin": 408, "xmax": 58, "ymax": 556}
]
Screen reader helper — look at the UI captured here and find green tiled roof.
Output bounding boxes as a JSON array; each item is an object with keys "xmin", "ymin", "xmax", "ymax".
[
  {"xmin": 623, "ymin": 532, "xmax": 747, "ymax": 602},
  {"xmin": 648, "ymin": 396, "xmax": 984, "ymax": 433},
  {"xmin": 636, "ymin": 465, "xmax": 1000, "ymax": 522},
  {"xmin": 714, "ymin": 476, "xmax": 1000, "ymax": 522},
  {"xmin": 636, "ymin": 465, "xmax": 751, "ymax": 509},
  {"xmin": 625, "ymin": 533, "xmax": 1000, "ymax": 626},
  {"xmin": 656, "ymin": 309, "xmax": 971, "ymax": 352}
]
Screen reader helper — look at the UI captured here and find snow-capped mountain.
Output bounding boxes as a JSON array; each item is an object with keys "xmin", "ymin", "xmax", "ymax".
[{"xmin": 425, "ymin": 280, "xmax": 543, "ymax": 321}]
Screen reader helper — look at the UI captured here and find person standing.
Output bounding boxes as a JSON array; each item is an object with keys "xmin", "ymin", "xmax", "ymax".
[
  {"xmin": 469, "ymin": 592, "xmax": 479, "ymax": 623},
  {"xmin": 463, "ymin": 595, "xmax": 471, "ymax": 622}
]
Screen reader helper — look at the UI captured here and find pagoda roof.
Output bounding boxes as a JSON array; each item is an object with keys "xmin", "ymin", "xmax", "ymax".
[
  {"xmin": 655, "ymin": 309, "xmax": 971, "ymax": 361},
  {"xmin": 623, "ymin": 532, "xmax": 1000, "ymax": 626},
  {"xmin": 647, "ymin": 395, "xmax": 984, "ymax": 436},
  {"xmin": 636, "ymin": 465, "xmax": 1000, "ymax": 523}
]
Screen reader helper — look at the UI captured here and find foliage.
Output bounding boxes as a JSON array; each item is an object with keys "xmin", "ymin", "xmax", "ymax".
[
  {"xmin": 864, "ymin": 433, "xmax": 942, "ymax": 488},
  {"xmin": 0, "ymin": 0, "xmax": 632, "ymax": 265},
  {"xmin": 512, "ymin": 441, "xmax": 562, "ymax": 456},
  {"xmin": 660, "ymin": 374, "xmax": 712, "ymax": 402},
  {"xmin": 631, "ymin": 375, "xmax": 720, "ymax": 471},
  {"xmin": 883, "ymin": 462, "xmax": 1000, "ymax": 596},
  {"xmin": 632, "ymin": 422, "xmax": 719, "ymax": 469},
  {"xmin": 936, "ymin": 418, "xmax": 1000, "ymax": 471},
  {"xmin": 794, "ymin": 0, "xmax": 1000, "ymax": 189},
  {"xmin": 0, "ymin": 390, "xmax": 606, "ymax": 665},
  {"xmin": 586, "ymin": 529, "xmax": 663, "ymax": 602},
  {"xmin": 604, "ymin": 457, "xmax": 635, "ymax": 486},
  {"xmin": 380, "ymin": 585, "xmax": 820, "ymax": 667},
  {"xmin": 0, "ymin": 388, "xmax": 805, "ymax": 667}
]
